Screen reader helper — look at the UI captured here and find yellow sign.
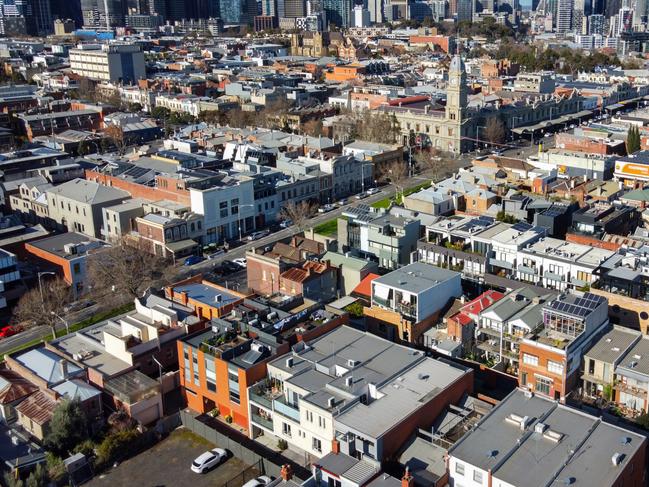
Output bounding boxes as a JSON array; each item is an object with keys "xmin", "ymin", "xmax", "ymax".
[{"xmin": 617, "ymin": 162, "xmax": 649, "ymax": 177}]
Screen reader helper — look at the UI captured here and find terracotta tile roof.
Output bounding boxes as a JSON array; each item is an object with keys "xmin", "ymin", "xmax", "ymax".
[
  {"xmin": 281, "ymin": 260, "xmax": 332, "ymax": 283},
  {"xmin": 450, "ymin": 312, "xmax": 474, "ymax": 326},
  {"xmin": 352, "ymin": 273, "xmax": 380, "ymax": 298},
  {"xmin": 461, "ymin": 290, "xmax": 505, "ymax": 318},
  {"xmin": 0, "ymin": 369, "xmax": 38, "ymax": 404},
  {"xmin": 16, "ymin": 390, "xmax": 57, "ymax": 425}
]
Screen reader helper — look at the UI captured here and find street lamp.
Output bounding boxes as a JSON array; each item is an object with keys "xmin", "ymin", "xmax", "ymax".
[
  {"xmin": 237, "ymin": 203, "xmax": 255, "ymax": 241},
  {"xmin": 50, "ymin": 311, "xmax": 69, "ymax": 335},
  {"xmin": 37, "ymin": 271, "xmax": 56, "ymax": 308}
]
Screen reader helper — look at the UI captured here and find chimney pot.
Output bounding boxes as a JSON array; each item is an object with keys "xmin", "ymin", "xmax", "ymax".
[
  {"xmin": 401, "ymin": 467, "xmax": 414, "ymax": 487},
  {"xmin": 332, "ymin": 439, "xmax": 340, "ymax": 454}
]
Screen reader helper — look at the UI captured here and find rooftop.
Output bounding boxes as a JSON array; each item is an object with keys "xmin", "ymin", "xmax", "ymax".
[
  {"xmin": 372, "ymin": 262, "xmax": 460, "ymax": 294},
  {"xmin": 13, "ymin": 348, "xmax": 83, "ymax": 386}
]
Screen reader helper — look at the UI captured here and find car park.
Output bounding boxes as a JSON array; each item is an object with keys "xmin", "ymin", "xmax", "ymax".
[
  {"xmin": 190, "ymin": 448, "xmax": 228, "ymax": 474},
  {"xmin": 242, "ymin": 476, "xmax": 274, "ymax": 487}
]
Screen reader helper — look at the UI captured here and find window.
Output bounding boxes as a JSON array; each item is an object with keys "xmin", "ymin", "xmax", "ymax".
[
  {"xmin": 282, "ymin": 422, "xmax": 292, "ymax": 437},
  {"xmin": 312, "ymin": 437, "xmax": 322, "ymax": 453},
  {"xmin": 547, "ymin": 360, "xmax": 564, "ymax": 375},
  {"xmin": 229, "ymin": 389, "xmax": 240, "ymax": 404},
  {"xmin": 318, "ymin": 416, "xmax": 325, "ymax": 428},
  {"xmin": 306, "ymin": 411, "xmax": 313, "ymax": 422},
  {"xmin": 535, "ymin": 376, "xmax": 552, "ymax": 395},
  {"xmin": 73, "ymin": 263, "xmax": 81, "ymax": 274},
  {"xmin": 455, "ymin": 462, "xmax": 465, "ymax": 476},
  {"xmin": 523, "ymin": 353, "xmax": 539, "ymax": 366},
  {"xmin": 473, "ymin": 470, "xmax": 483, "ymax": 484}
]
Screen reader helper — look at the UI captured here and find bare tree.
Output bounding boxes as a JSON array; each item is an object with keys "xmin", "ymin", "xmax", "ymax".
[
  {"xmin": 13, "ymin": 277, "xmax": 72, "ymax": 338},
  {"xmin": 415, "ymin": 148, "xmax": 445, "ymax": 182},
  {"xmin": 104, "ymin": 125, "xmax": 126, "ymax": 154},
  {"xmin": 303, "ymin": 119, "xmax": 324, "ymax": 137},
  {"xmin": 279, "ymin": 201, "xmax": 317, "ymax": 231},
  {"xmin": 86, "ymin": 239, "xmax": 171, "ymax": 301},
  {"xmin": 387, "ymin": 160, "xmax": 409, "ymax": 202},
  {"xmin": 484, "ymin": 117, "xmax": 507, "ymax": 146}
]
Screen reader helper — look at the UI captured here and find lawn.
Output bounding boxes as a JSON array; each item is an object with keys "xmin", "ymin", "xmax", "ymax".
[
  {"xmin": 1, "ymin": 302, "xmax": 135, "ymax": 360},
  {"xmin": 314, "ymin": 218, "xmax": 338, "ymax": 236},
  {"xmin": 371, "ymin": 180, "xmax": 432, "ymax": 208}
]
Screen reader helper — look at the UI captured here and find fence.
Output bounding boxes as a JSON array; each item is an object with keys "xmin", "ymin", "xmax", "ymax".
[
  {"xmin": 180, "ymin": 410, "xmax": 311, "ymax": 481},
  {"xmin": 218, "ymin": 461, "xmax": 264, "ymax": 487}
]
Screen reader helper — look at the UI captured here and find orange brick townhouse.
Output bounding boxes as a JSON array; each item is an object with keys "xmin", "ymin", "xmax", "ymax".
[{"xmin": 175, "ymin": 284, "xmax": 348, "ymax": 430}]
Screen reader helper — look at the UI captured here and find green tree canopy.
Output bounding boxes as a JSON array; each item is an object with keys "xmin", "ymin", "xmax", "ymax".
[{"xmin": 44, "ymin": 399, "xmax": 89, "ymax": 456}]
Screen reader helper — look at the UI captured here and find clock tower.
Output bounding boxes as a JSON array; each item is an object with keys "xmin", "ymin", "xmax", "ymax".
[{"xmin": 446, "ymin": 54, "xmax": 468, "ymax": 122}]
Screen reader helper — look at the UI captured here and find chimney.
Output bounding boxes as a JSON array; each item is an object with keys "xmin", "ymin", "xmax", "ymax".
[
  {"xmin": 280, "ymin": 464, "xmax": 293, "ymax": 481},
  {"xmin": 180, "ymin": 291, "xmax": 189, "ymax": 305},
  {"xmin": 332, "ymin": 438, "xmax": 340, "ymax": 454},
  {"xmin": 401, "ymin": 467, "xmax": 414, "ymax": 487},
  {"xmin": 59, "ymin": 359, "xmax": 68, "ymax": 379}
]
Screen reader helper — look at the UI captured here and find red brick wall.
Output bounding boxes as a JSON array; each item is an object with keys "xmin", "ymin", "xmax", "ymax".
[
  {"xmin": 518, "ymin": 342, "xmax": 567, "ymax": 399},
  {"xmin": 565, "ymin": 233, "xmax": 622, "ymax": 251},
  {"xmin": 409, "ymin": 35, "xmax": 450, "ymax": 53},
  {"xmin": 135, "ymin": 220, "xmax": 165, "ymax": 243},
  {"xmin": 84, "ymin": 170, "xmax": 191, "ymax": 204},
  {"xmin": 246, "ymin": 257, "xmax": 283, "ymax": 296},
  {"xmin": 381, "ymin": 368, "xmax": 473, "ymax": 460}
]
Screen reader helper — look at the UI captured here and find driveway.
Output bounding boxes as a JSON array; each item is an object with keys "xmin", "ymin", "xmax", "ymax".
[{"xmin": 87, "ymin": 429, "xmax": 260, "ymax": 487}]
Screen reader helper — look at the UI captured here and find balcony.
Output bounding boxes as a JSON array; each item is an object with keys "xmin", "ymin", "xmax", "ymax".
[
  {"xmin": 614, "ymin": 380, "xmax": 649, "ymax": 398},
  {"xmin": 373, "ymin": 296, "xmax": 392, "ymax": 309},
  {"xmin": 249, "ymin": 391, "xmax": 273, "ymax": 410},
  {"xmin": 396, "ymin": 302, "xmax": 417, "ymax": 319},
  {"xmin": 251, "ymin": 412, "xmax": 274, "ymax": 431},
  {"xmin": 273, "ymin": 396, "xmax": 300, "ymax": 422}
]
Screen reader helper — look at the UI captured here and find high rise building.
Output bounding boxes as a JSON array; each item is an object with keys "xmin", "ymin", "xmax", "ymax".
[
  {"xmin": 284, "ymin": 0, "xmax": 305, "ymax": 16},
  {"xmin": 219, "ymin": 0, "xmax": 256, "ymax": 24},
  {"xmin": 456, "ymin": 0, "xmax": 474, "ymax": 21},
  {"xmin": 352, "ymin": 4, "xmax": 369, "ymax": 25},
  {"xmin": 556, "ymin": 0, "xmax": 572, "ymax": 32},
  {"xmin": 588, "ymin": 13, "xmax": 605, "ymax": 34},
  {"xmin": 619, "ymin": 5, "xmax": 633, "ymax": 32},
  {"xmin": 366, "ymin": 0, "xmax": 383, "ymax": 23},
  {"xmin": 323, "ymin": 0, "xmax": 352, "ymax": 26},
  {"xmin": 81, "ymin": 0, "xmax": 125, "ymax": 28}
]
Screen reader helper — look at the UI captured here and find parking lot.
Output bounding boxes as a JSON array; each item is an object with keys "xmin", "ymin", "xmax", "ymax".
[{"xmin": 87, "ymin": 429, "xmax": 259, "ymax": 487}]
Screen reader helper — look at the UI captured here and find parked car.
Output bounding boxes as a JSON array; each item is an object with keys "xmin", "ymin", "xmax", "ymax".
[
  {"xmin": 219, "ymin": 261, "xmax": 241, "ymax": 274},
  {"xmin": 247, "ymin": 230, "xmax": 270, "ymax": 241},
  {"xmin": 318, "ymin": 204, "xmax": 335, "ymax": 213},
  {"xmin": 355, "ymin": 192, "xmax": 369, "ymax": 200},
  {"xmin": 242, "ymin": 476, "xmax": 274, "ymax": 487},
  {"xmin": 184, "ymin": 255, "xmax": 205, "ymax": 266},
  {"xmin": 0, "ymin": 325, "xmax": 22, "ymax": 339},
  {"xmin": 279, "ymin": 219, "xmax": 293, "ymax": 229},
  {"xmin": 190, "ymin": 448, "xmax": 228, "ymax": 474},
  {"xmin": 207, "ymin": 249, "xmax": 226, "ymax": 259},
  {"xmin": 337, "ymin": 198, "xmax": 348, "ymax": 206},
  {"xmin": 232, "ymin": 257, "xmax": 247, "ymax": 268},
  {"xmin": 366, "ymin": 187, "xmax": 380, "ymax": 195}
]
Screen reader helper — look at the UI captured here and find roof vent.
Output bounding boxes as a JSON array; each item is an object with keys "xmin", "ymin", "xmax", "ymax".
[
  {"xmin": 634, "ymin": 354, "xmax": 642, "ymax": 360},
  {"xmin": 612, "ymin": 347, "xmax": 620, "ymax": 352},
  {"xmin": 535, "ymin": 422, "xmax": 548, "ymax": 434},
  {"xmin": 520, "ymin": 416, "xmax": 531, "ymax": 431},
  {"xmin": 612, "ymin": 452, "xmax": 625, "ymax": 466},
  {"xmin": 544, "ymin": 429, "xmax": 564, "ymax": 443},
  {"xmin": 345, "ymin": 376, "xmax": 353, "ymax": 387},
  {"xmin": 327, "ymin": 397, "xmax": 336, "ymax": 408},
  {"xmin": 286, "ymin": 357, "xmax": 294, "ymax": 368},
  {"xmin": 621, "ymin": 436, "xmax": 632, "ymax": 445}
]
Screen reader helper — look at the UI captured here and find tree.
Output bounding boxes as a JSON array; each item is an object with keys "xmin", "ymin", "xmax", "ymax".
[
  {"xmin": 496, "ymin": 210, "xmax": 518, "ymax": 223},
  {"xmin": 44, "ymin": 399, "xmax": 89, "ymax": 457},
  {"xmin": 627, "ymin": 125, "xmax": 641, "ymax": 154},
  {"xmin": 303, "ymin": 119, "xmax": 324, "ymax": 137},
  {"xmin": 484, "ymin": 117, "xmax": 507, "ymax": 146},
  {"xmin": 86, "ymin": 239, "xmax": 171, "ymax": 301},
  {"xmin": 151, "ymin": 106, "xmax": 171, "ymax": 120},
  {"xmin": 279, "ymin": 201, "xmax": 317, "ymax": 231},
  {"xmin": 77, "ymin": 139, "xmax": 96, "ymax": 156},
  {"xmin": 386, "ymin": 160, "xmax": 409, "ymax": 202},
  {"xmin": 13, "ymin": 277, "xmax": 71, "ymax": 338},
  {"xmin": 104, "ymin": 125, "xmax": 126, "ymax": 154},
  {"xmin": 414, "ymin": 148, "xmax": 446, "ymax": 182}
]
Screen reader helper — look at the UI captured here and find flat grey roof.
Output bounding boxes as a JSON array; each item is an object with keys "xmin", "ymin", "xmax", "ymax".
[
  {"xmin": 617, "ymin": 335, "xmax": 649, "ymax": 377},
  {"xmin": 584, "ymin": 325, "xmax": 640, "ymax": 365},
  {"xmin": 450, "ymin": 389, "xmax": 647, "ymax": 487},
  {"xmin": 373, "ymin": 262, "xmax": 460, "ymax": 294}
]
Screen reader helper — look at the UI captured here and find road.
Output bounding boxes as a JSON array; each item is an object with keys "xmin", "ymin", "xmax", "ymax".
[{"xmin": 0, "ymin": 157, "xmax": 473, "ymax": 356}]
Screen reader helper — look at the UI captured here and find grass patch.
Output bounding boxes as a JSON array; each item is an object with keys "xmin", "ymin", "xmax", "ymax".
[
  {"xmin": 1, "ymin": 302, "xmax": 135, "ymax": 360},
  {"xmin": 314, "ymin": 218, "xmax": 338, "ymax": 236},
  {"xmin": 372, "ymin": 180, "xmax": 432, "ymax": 208}
]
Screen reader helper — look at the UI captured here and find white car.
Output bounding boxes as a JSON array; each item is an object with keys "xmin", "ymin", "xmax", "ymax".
[
  {"xmin": 318, "ymin": 204, "xmax": 335, "ymax": 213},
  {"xmin": 247, "ymin": 230, "xmax": 270, "ymax": 241},
  {"xmin": 242, "ymin": 476, "xmax": 273, "ymax": 487},
  {"xmin": 233, "ymin": 257, "xmax": 247, "ymax": 268},
  {"xmin": 191, "ymin": 448, "xmax": 227, "ymax": 474},
  {"xmin": 366, "ymin": 187, "xmax": 380, "ymax": 195}
]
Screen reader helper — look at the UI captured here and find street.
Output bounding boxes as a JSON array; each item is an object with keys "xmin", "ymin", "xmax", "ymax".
[{"xmin": 0, "ymin": 156, "xmax": 472, "ymax": 357}]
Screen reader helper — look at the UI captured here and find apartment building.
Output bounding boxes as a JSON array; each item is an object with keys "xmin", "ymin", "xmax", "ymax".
[
  {"xmin": 581, "ymin": 325, "xmax": 640, "ymax": 402},
  {"xmin": 474, "ymin": 288, "xmax": 553, "ymax": 374},
  {"xmin": 179, "ymin": 296, "xmax": 347, "ymax": 429},
  {"xmin": 519, "ymin": 291, "xmax": 609, "ymax": 401},
  {"xmin": 130, "ymin": 212, "xmax": 203, "ymax": 260},
  {"xmin": 515, "ymin": 237, "xmax": 613, "ymax": 290},
  {"xmin": 0, "ymin": 248, "xmax": 23, "ymax": 309},
  {"xmin": 19, "ymin": 109, "xmax": 103, "ymax": 141},
  {"xmin": 338, "ymin": 206, "xmax": 420, "ymax": 270},
  {"xmin": 365, "ymin": 262, "xmax": 462, "ymax": 344},
  {"xmin": 69, "ymin": 43, "xmax": 145, "ymax": 83},
  {"xmin": 480, "ymin": 222, "xmax": 547, "ymax": 279},
  {"xmin": 613, "ymin": 336, "xmax": 649, "ymax": 415},
  {"xmin": 247, "ymin": 326, "xmax": 472, "ymax": 462},
  {"xmin": 448, "ymin": 388, "xmax": 647, "ymax": 487},
  {"xmin": 279, "ymin": 260, "xmax": 338, "ymax": 303},
  {"xmin": 46, "ymin": 179, "xmax": 130, "ymax": 238}
]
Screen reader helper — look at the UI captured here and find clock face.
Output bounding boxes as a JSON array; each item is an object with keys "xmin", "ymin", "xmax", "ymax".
[{"xmin": 450, "ymin": 77, "xmax": 458, "ymax": 86}]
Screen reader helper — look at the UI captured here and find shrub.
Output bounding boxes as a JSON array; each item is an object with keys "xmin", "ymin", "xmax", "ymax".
[
  {"xmin": 95, "ymin": 428, "xmax": 146, "ymax": 471},
  {"xmin": 225, "ymin": 414, "xmax": 233, "ymax": 424},
  {"xmin": 277, "ymin": 439, "xmax": 288, "ymax": 450}
]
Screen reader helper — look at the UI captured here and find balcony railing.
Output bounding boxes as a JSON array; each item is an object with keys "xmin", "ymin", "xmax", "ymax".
[
  {"xmin": 249, "ymin": 391, "xmax": 273, "ymax": 410},
  {"xmin": 251, "ymin": 412, "xmax": 274, "ymax": 431},
  {"xmin": 273, "ymin": 396, "xmax": 300, "ymax": 422},
  {"xmin": 614, "ymin": 381, "xmax": 649, "ymax": 398},
  {"xmin": 373, "ymin": 296, "xmax": 392, "ymax": 308}
]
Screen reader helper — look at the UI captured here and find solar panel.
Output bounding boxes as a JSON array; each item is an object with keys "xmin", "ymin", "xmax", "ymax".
[{"xmin": 512, "ymin": 222, "xmax": 533, "ymax": 232}]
